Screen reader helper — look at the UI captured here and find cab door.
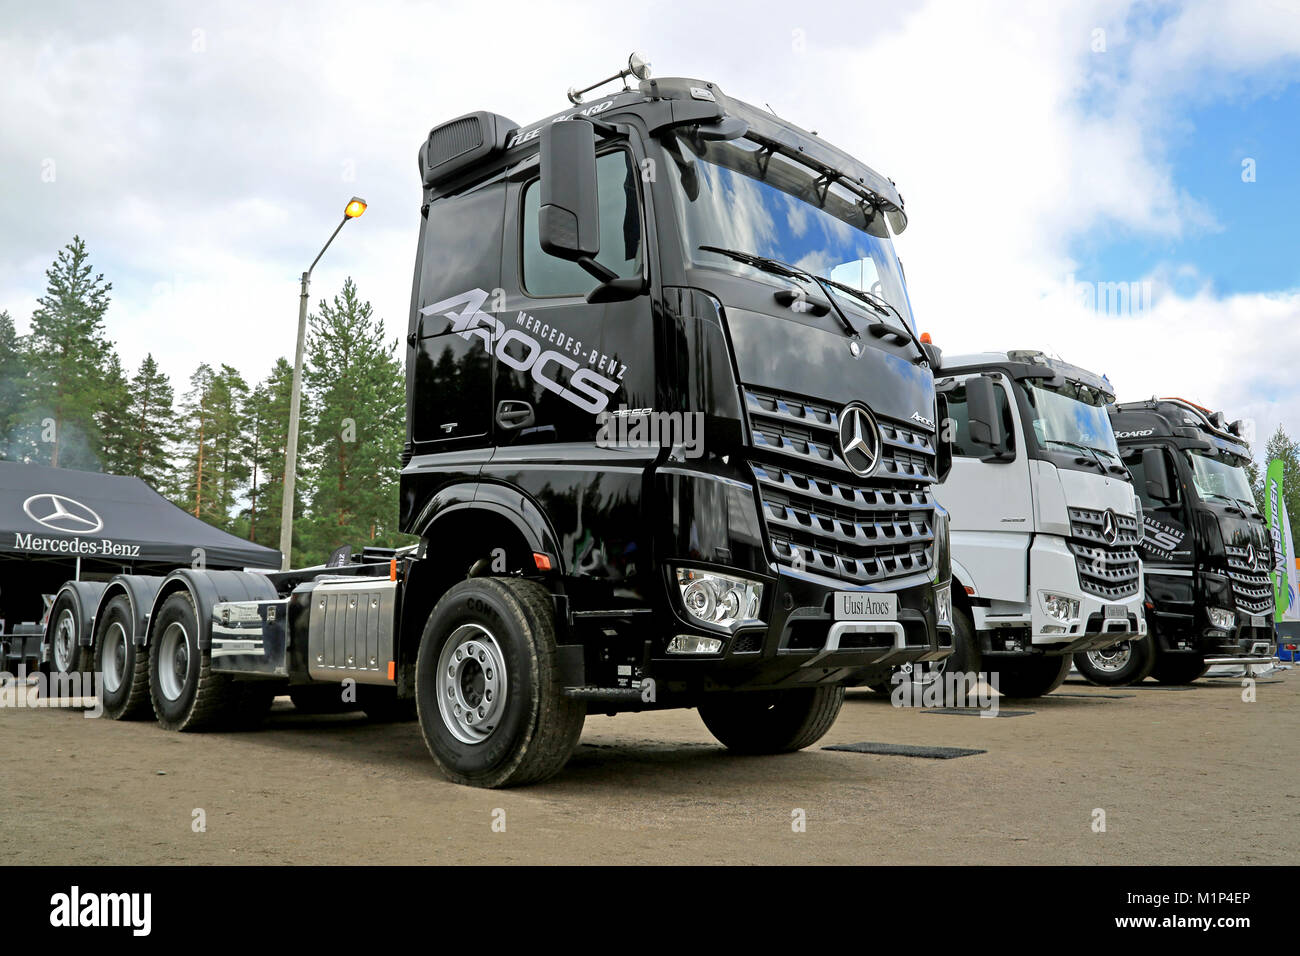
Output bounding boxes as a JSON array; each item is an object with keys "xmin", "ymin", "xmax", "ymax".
[{"xmin": 481, "ymin": 133, "xmax": 657, "ymax": 588}]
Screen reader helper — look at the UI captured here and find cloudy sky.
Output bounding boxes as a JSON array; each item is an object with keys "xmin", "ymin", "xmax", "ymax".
[{"xmin": 3, "ymin": 0, "xmax": 1299, "ymax": 455}]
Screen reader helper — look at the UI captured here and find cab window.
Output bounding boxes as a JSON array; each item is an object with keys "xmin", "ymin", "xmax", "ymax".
[
  {"xmin": 945, "ymin": 382, "xmax": 1016, "ymax": 458},
  {"xmin": 521, "ymin": 149, "xmax": 642, "ymax": 296}
]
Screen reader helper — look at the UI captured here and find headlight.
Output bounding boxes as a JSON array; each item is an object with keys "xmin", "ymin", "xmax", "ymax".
[
  {"xmin": 1208, "ymin": 606, "xmax": 1235, "ymax": 630},
  {"xmin": 934, "ymin": 582, "xmax": 952, "ymax": 626},
  {"xmin": 675, "ymin": 568, "xmax": 764, "ymax": 631},
  {"xmin": 666, "ymin": 634, "xmax": 725, "ymax": 655},
  {"xmin": 1039, "ymin": 591, "xmax": 1081, "ymax": 623}
]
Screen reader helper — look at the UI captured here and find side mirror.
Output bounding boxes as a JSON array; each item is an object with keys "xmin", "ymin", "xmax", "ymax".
[
  {"xmin": 966, "ymin": 375, "xmax": 1008, "ymax": 459},
  {"xmin": 539, "ymin": 120, "xmax": 600, "ymax": 261},
  {"xmin": 934, "ymin": 393, "xmax": 952, "ymax": 483},
  {"xmin": 1142, "ymin": 447, "xmax": 1174, "ymax": 502}
]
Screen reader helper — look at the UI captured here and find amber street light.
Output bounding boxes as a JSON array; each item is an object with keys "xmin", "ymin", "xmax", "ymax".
[{"xmin": 278, "ymin": 196, "xmax": 367, "ymax": 570}]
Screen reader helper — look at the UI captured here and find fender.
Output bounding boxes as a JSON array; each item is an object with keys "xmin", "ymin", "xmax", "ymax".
[
  {"xmin": 414, "ymin": 480, "xmax": 566, "ymax": 573},
  {"xmin": 950, "ymin": 555, "xmax": 977, "ymax": 603},
  {"xmin": 43, "ymin": 580, "xmax": 107, "ymax": 655},
  {"xmin": 147, "ymin": 569, "xmax": 279, "ymax": 651},
  {"xmin": 94, "ymin": 575, "xmax": 166, "ymax": 647}
]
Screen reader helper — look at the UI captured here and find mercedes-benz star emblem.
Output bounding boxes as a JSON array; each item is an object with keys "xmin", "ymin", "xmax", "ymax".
[
  {"xmin": 1101, "ymin": 510, "xmax": 1119, "ymax": 546},
  {"xmin": 23, "ymin": 493, "xmax": 104, "ymax": 535},
  {"xmin": 1246, "ymin": 543, "xmax": 1257, "ymax": 571},
  {"xmin": 838, "ymin": 403, "xmax": 880, "ymax": 478}
]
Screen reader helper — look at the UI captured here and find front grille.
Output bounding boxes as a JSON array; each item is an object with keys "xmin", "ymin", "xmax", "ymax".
[
  {"xmin": 1067, "ymin": 508, "xmax": 1141, "ymax": 600},
  {"xmin": 1224, "ymin": 545, "xmax": 1274, "ymax": 616},
  {"xmin": 744, "ymin": 388, "xmax": 937, "ymax": 585}
]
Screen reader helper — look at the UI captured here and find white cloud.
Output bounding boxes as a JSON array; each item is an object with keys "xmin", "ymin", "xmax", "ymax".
[{"xmin": 2, "ymin": 0, "xmax": 1299, "ymax": 456}]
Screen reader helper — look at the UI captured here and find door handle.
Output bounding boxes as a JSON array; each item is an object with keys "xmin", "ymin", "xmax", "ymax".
[{"xmin": 496, "ymin": 400, "xmax": 535, "ymax": 430}]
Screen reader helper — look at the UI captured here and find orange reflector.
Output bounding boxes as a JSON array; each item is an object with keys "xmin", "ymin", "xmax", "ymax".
[
  {"xmin": 390, "ymin": 558, "xmax": 397, "ymax": 581},
  {"xmin": 387, "ymin": 661, "xmax": 395, "ymax": 681},
  {"xmin": 533, "ymin": 552, "xmax": 552, "ymax": 571},
  {"xmin": 920, "ymin": 331, "xmax": 932, "ymax": 344},
  {"xmin": 963, "ymin": 585, "xmax": 975, "ymax": 596}
]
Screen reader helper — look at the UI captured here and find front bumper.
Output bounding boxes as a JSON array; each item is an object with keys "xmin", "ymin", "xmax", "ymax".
[
  {"xmin": 1028, "ymin": 535, "xmax": 1145, "ymax": 651},
  {"xmin": 651, "ymin": 565, "xmax": 952, "ymax": 690}
]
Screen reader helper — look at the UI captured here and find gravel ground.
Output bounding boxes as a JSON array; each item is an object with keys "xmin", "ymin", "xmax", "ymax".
[{"xmin": 1, "ymin": 669, "xmax": 1295, "ymax": 865}]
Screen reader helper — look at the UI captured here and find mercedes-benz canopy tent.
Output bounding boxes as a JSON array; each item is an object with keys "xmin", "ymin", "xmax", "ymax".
[{"xmin": 0, "ymin": 460, "xmax": 281, "ymax": 630}]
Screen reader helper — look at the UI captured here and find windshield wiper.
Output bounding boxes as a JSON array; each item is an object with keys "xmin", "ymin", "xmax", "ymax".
[
  {"xmin": 698, "ymin": 246, "xmax": 859, "ymax": 336},
  {"xmin": 814, "ymin": 276, "xmax": 927, "ymax": 361},
  {"xmin": 1044, "ymin": 438, "xmax": 1108, "ymax": 471},
  {"xmin": 1198, "ymin": 490, "xmax": 1245, "ymax": 515}
]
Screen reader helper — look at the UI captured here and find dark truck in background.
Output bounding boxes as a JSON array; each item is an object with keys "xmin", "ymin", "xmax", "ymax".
[
  {"xmin": 41, "ymin": 58, "xmax": 952, "ymax": 787},
  {"xmin": 1074, "ymin": 397, "xmax": 1276, "ymax": 685}
]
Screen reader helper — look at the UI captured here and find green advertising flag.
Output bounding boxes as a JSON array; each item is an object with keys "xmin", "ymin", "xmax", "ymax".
[{"xmin": 1266, "ymin": 458, "xmax": 1290, "ymax": 621}]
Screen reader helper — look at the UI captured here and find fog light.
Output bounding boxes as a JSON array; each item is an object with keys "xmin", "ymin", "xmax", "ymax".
[
  {"xmin": 675, "ymin": 568, "xmax": 763, "ymax": 630},
  {"xmin": 1039, "ymin": 591, "xmax": 1080, "ymax": 623},
  {"xmin": 1208, "ymin": 606, "xmax": 1235, "ymax": 630},
  {"xmin": 934, "ymin": 582, "xmax": 952, "ymax": 626},
  {"xmin": 667, "ymin": 634, "xmax": 724, "ymax": 655}
]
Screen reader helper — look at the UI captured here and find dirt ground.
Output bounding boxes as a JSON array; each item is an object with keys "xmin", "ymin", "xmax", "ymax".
[{"xmin": 1, "ymin": 669, "xmax": 1295, "ymax": 865}]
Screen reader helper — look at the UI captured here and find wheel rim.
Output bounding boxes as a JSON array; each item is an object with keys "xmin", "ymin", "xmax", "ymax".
[
  {"xmin": 1086, "ymin": 642, "xmax": 1132, "ymax": 673},
  {"xmin": 53, "ymin": 609, "xmax": 76, "ymax": 672},
  {"xmin": 157, "ymin": 622, "xmax": 191, "ymax": 702},
  {"xmin": 436, "ymin": 624, "xmax": 508, "ymax": 745},
  {"xmin": 102, "ymin": 622, "xmax": 127, "ymax": 694}
]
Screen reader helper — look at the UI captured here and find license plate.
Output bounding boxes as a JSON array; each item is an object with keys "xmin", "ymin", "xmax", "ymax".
[
  {"xmin": 1250, "ymin": 615, "xmax": 1266, "ymax": 628},
  {"xmin": 1104, "ymin": 605, "xmax": 1127, "ymax": 620},
  {"xmin": 833, "ymin": 591, "xmax": 898, "ymax": 621}
]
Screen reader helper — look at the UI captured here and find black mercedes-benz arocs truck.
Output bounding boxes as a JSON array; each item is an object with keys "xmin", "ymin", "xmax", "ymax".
[
  {"xmin": 41, "ymin": 61, "xmax": 952, "ymax": 787},
  {"xmin": 1074, "ymin": 398, "xmax": 1276, "ymax": 685}
]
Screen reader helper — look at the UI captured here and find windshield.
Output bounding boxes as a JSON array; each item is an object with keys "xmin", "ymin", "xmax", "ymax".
[
  {"xmin": 1020, "ymin": 380, "xmax": 1120, "ymax": 457},
  {"xmin": 1186, "ymin": 449, "xmax": 1255, "ymax": 505},
  {"xmin": 660, "ymin": 132, "xmax": 915, "ymax": 330}
]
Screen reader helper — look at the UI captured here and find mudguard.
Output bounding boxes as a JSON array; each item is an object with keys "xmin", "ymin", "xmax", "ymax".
[
  {"xmin": 43, "ymin": 580, "xmax": 108, "ymax": 655},
  {"xmin": 94, "ymin": 574, "xmax": 167, "ymax": 646},
  {"xmin": 147, "ymin": 569, "xmax": 280, "ymax": 650},
  {"xmin": 417, "ymin": 481, "xmax": 565, "ymax": 573}
]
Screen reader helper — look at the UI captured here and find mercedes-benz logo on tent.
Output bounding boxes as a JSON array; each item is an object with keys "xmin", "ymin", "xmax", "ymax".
[
  {"xmin": 838, "ymin": 403, "xmax": 881, "ymax": 478},
  {"xmin": 23, "ymin": 493, "xmax": 104, "ymax": 535}
]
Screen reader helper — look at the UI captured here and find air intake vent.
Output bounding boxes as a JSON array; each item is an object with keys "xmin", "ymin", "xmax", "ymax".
[{"xmin": 419, "ymin": 110, "xmax": 518, "ymax": 188}]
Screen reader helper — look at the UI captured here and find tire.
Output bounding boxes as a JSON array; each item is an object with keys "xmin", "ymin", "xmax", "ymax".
[
  {"xmin": 994, "ymin": 653, "xmax": 1072, "ymax": 698},
  {"xmin": 288, "ymin": 684, "xmax": 359, "ymax": 714},
  {"xmin": 358, "ymin": 685, "xmax": 417, "ymax": 722},
  {"xmin": 148, "ymin": 591, "xmax": 245, "ymax": 732},
  {"xmin": 1074, "ymin": 637, "xmax": 1155, "ymax": 687},
  {"xmin": 1151, "ymin": 652, "xmax": 1209, "ymax": 685},
  {"xmin": 698, "ymin": 685, "xmax": 844, "ymax": 754},
  {"xmin": 94, "ymin": 595, "xmax": 152, "ymax": 720},
  {"xmin": 414, "ymin": 577, "xmax": 585, "ymax": 788},
  {"xmin": 48, "ymin": 593, "xmax": 93, "ymax": 678}
]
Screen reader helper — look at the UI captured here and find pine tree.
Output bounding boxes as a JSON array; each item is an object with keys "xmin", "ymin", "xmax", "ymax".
[
  {"xmin": 0, "ymin": 311, "xmax": 33, "ymax": 461},
  {"xmin": 238, "ymin": 358, "xmax": 297, "ymax": 550},
  {"xmin": 111, "ymin": 354, "xmax": 180, "ymax": 490},
  {"xmin": 97, "ymin": 352, "xmax": 132, "ymax": 474},
  {"xmin": 178, "ymin": 363, "xmax": 222, "ymax": 525},
  {"xmin": 300, "ymin": 278, "xmax": 407, "ymax": 564},
  {"xmin": 24, "ymin": 236, "xmax": 115, "ymax": 469}
]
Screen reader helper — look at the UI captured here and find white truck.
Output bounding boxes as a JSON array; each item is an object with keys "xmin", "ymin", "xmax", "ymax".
[{"xmin": 929, "ymin": 350, "xmax": 1147, "ymax": 697}]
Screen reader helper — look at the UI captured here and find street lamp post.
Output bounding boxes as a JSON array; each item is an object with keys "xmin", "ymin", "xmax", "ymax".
[{"xmin": 278, "ymin": 196, "xmax": 367, "ymax": 570}]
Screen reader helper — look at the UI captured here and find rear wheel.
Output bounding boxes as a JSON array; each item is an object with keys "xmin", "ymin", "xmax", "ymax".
[
  {"xmin": 994, "ymin": 653, "xmax": 1071, "ymax": 698},
  {"xmin": 149, "ymin": 592, "xmax": 245, "ymax": 731},
  {"xmin": 1074, "ymin": 637, "xmax": 1155, "ymax": 686},
  {"xmin": 698, "ymin": 686, "xmax": 844, "ymax": 754},
  {"xmin": 48, "ymin": 594, "xmax": 93, "ymax": 679},
  {"xmin": 1151, "ymin": 651, "xmax": 1209, "ymax": 685},
  {"xmin": 95, "ymin": 595, "xmax": 152, "ymax": 720},
  {"xmin": 415, "ymin": 577, "xmax": 585, "ymax": 788}
]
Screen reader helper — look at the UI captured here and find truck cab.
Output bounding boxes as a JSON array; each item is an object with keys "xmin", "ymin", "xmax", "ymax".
[
  {"xmin": 1085, "ymin": 398, "xmax": 1277, "ymax": 684},
  {"xmin": 933, "ymin": 350, "xmax": 1145, "ymax": 697}
]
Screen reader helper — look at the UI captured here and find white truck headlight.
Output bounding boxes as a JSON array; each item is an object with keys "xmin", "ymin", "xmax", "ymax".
[
  {"xmin": 675, "ymin": 568, "xmax": 764, "ymax": 631},
  {"xmin": 1208, "ymin": 606, "xmax": 1234, "ymax": 630},
  {"xmin": 1039, "ymin": 591, "xmax": 1080, "ymax": 623}
]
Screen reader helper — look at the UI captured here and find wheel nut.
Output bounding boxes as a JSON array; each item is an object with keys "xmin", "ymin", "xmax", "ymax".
[
  {"xmin": 485, "ymin": 668, "xmax": 493, "ymax": 680},
  {"xmin": 477, "ymin": 707, "xmax": 485, "ymax": 718}
]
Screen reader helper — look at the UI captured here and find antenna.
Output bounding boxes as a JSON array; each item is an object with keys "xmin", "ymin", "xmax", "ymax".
[{"xmin": 567, "ymin": 52, "xmax": 652, "ymax": 105}]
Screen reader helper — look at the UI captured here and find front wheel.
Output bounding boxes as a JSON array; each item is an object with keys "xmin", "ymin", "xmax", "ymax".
[
  {"xmin": 994, "ymin": 654, "xmax": 1071, "ymax": 698},
  {"xmin": 698, "ymin": 686, "xmax": 844, "ymax": 754},
  {"xmin": 1151, "ymin": 652, "xmax": 1209, "ymax": 685},
  {"xmin": 415, "ymin": 577, "xmax": 585, "ymax": 788},
  {"xmin": 1074, "ymin": 637, "xmax": 1155, "ymax": 686}
]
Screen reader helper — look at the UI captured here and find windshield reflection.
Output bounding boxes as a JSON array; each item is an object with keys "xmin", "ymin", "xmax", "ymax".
[{"xmin": 1021, "ymin": 380, "xmax": 1120, "ymax": 456}]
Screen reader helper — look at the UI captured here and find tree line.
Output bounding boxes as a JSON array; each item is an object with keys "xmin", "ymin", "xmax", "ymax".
[{"xmin": 0, "ymin": 236, "xmax": 408, "ymax": 566}]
